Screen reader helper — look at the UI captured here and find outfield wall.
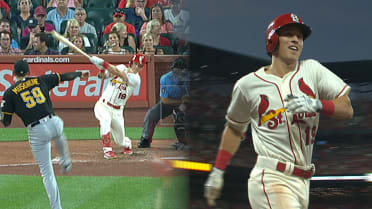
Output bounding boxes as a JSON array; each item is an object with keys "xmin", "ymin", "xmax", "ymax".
[{"xmin": 0, "ymin": 55, "xmax": 186, "ymax": 127}]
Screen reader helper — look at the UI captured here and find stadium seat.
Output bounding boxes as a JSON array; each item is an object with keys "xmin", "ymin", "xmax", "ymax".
[
  {"xmin": 61, "ymin": 46, "xmax": 69, "ymax": 55},
  {"xmin": 0, "ymin": 8, "xmax": 7, "ymax": 18},
  {"xmin": 86, "ymin": 8, "xmax": 114, "ymax": 31},
  {"xmin": 47, "ymin": 33, "xmax": 58, "ymax": 50},
  {"xmin": 10, "ymin": 20, "xmax": 20, "ymax": 44},
  {"xmin": 59, "ymin": 19, "xmax": 68, "ymax": 35},
  {"xmin": 20, "ymin": 36, "xmax": 29, "ymax": 50},
  {"xmin": 46, "ymin": 7, "xmax": 55, "ymax": 13},
  {"xmin": 160, "ymin": 32, "xmax": 177, "ymax": 49},
  {"xmin": 155, "ymin": 45, "xmax": 174, "ymax": 54},
  {"xmin": 82, "ymin": 33, "xmax": 98, "ymax": 53},
  {"xmin": 85, "ymin": 0, "xmax": 117, "ymax": 8},
  {"xmin": 31, "ymin": 0, "xmax": 43, "ymax": 7}
]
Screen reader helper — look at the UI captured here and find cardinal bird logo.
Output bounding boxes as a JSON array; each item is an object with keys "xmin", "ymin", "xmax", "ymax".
[
  {"xmin": 258, "ymin": 94, "xmax": 269, "ymax": 126},
  {"xmin": 298, "ymin": 78, "xmax": 315, "ymax": 98}
]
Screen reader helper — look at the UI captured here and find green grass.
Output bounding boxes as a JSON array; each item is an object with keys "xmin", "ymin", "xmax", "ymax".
[
  {"xmin": 0, "ymin": 127, "xmax": 176, "ymax": 142},
  {"xmin": 0, "ymin": 175, "xmax": 189, "ymax": 209}
]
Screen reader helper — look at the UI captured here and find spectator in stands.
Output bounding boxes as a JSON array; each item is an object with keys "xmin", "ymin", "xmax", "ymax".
[
  {"xmin": 47, "ymin": 0, "xmax": 83, "ymax": 9},
  {"xmin": 119, "ymin": 0, "xmax": 170, "ymax": 9},
  {"xmin": 0, "ymin": 0, "xmax": 10, "ymax": 18},
  {"xmin": 164, "ymin": 0, "xmax": 190, "ymax": 37},
  {"xmin": 124, "ymin": 0, "xmax": 150, "ymax": 37},
  {"xmin": 140, "ymin": 4, "xmax": 173, "ymax": 38},
  {"xmin": 58, "ymin": 19, "xmax": 90, "ymax": 52},
  {"xmin": 101, "ymin": 31, "xmax": 130, "ymax": 55},
  {"xmin": 141, "ymin": 19, "xmax": 171, "ymax": 47},
  {"xmin": 46, "ymin": 0, "xmax": 75, "ymax": 33},
  {"xmin": 103, "ymin": 8, "xmax": 136, "ymax": 36},
  {"xmin": 66, "ymin": 34, "xmax": 86, "ymax": 54},
  {"xmin": 0, "ymin": 18, "xmax": 20, "ymax": 48},
  {"xmin": 74, "ymin": 7, "xmax": 97, "ymax": 40},
  {"xmin": 22, "ymin": 6, "xmax": 55, "ymax": 37},
  {"xmin": 111, "ymin": 23, "xmax": 136, "ymax": 53},
  {"xmin": 23, "ymin": 18, "xmax": 41, "ymax": 50},
  {"xmin": 0, "ymin": 31, "xmax": 22, "ymax": 55},
  {"xmin": 25, "ymin": 32, "xmax": 58, "ymax": 55},
  {"xmin": 10, "ymin": 0, "xmax": 33, "ymax": 36},
  {"xmin": 138, "ymin": 32, "xmax": 163, "ymax": 55}
]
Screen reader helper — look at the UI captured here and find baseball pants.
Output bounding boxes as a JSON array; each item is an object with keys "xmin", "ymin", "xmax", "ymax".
[
  {"xmin": 141, "ymin": 101, "xmax": 177, "ymax": 141},
  {"xmin": 27, "ymin": 115, "xmax": 71, "ymax": 209},
  {"xmin": 248, "ymin": 164, "xmax": 310, "ymax": 209},
  {"xmin": 94, "ymin": 101, "xmax": 131, "ymax": 152}
]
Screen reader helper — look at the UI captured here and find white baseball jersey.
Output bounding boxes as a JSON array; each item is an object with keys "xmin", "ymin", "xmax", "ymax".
[
  {"xmin": 100, "ymin": 64, "xmax": 141, "ymax": 107},
  {"xmin": 226, "ymin": 59, "xmax": 350, "ymax": 167}
]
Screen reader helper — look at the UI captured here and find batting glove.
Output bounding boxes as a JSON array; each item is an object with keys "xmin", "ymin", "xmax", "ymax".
[
  {"xmin": 0, "ymin": 111, "xmax": 3, "ymax": 121},
  {"xmin": 284, "ymin": 94, "xmax": 323, "ymax": 113},
  {"xmin": 204, "ymin": 167, "xmax": 224, "ymax": 207}
]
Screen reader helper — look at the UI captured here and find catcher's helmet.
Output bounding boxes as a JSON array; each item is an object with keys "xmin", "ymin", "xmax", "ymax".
[
  {"xmin": 129, "ymin": 53, "xmax": 146, "ymax": 66},
  {"xmin": 266, "ymin": 13, "xmax": 312, "ymax": 55},
  {"xmin": 171, "ymin": 57, "xmax": 188, "ymax": 69}
]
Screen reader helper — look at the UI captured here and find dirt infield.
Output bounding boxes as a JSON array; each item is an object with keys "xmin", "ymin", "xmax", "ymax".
[{"xmin": 0, "ymin": 140, "xmax": 189, "ymax": 177}]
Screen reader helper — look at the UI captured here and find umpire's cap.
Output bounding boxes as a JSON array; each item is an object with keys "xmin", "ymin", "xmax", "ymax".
[
  {"xmin": 171, "ymin": 57, "xmax": 188, "ymax": 69},
  {"xmin": 14, "ymin": 60, "xmax": 30, "ymax": 77}
]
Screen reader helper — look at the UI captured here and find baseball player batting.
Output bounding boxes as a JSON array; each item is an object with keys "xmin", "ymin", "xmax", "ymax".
[
  {"xmin": 0, "ymin": 60, "xmax": 90, "ymax": 209},
  {"xmin": 204, "ymin": 13, "xmax": 354, "ymax": 209},
  {"xmin": 89, "ymin": 54, "xmax": 146, "ymax": 159}
]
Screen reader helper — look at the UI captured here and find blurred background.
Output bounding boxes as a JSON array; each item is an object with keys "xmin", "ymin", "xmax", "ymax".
[{"xmin": 186, "ymin": 0, "xmax": 372, "ymax": 208}]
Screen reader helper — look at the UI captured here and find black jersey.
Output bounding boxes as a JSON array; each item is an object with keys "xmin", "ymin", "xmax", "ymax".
[{"xmin": 1, "ymin": 73, "xmax": 61, "ymax": 126}]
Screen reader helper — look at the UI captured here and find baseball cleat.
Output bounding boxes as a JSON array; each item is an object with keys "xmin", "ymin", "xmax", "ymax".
[
  {"xmin": 59, "ymin": 159, "xmax": 72, "ymax": 174},
  {"xmin": 123, "ymin": 147, "xmax": 133, "ymax": 155},
  {"xmin": 138, "ymin": 137, "xmax": 151, "ymax": 148},
  {"xmin": 103, "ymin": 151, "xmax": 117, "ymax": 159}
]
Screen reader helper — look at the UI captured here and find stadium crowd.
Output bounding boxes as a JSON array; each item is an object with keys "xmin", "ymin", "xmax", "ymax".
[{"xmin": 0, "ymin": 0, "xmax": 190, "ymax": 55}]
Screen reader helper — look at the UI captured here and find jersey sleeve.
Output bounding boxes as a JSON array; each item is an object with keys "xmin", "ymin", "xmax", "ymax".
[
  {"xmin": 127, "ymin": 73, "xmax": 140, "ymax": 89},
  {"xmin": 160, "ymin": 74, "xmax": 169, "ymax": 98},
  {"xmin": 310, "ymin": 60, "xmax": 351, "ymax": 100},
  {"xmin": 1, "ymin": 89, "xmax": 15, "ymax": 116},
  {"xmin": 39, "ymin": 73, "xmax": 60, "ymax": 90},
  {"xmin": 225, "ymin": 79, "xmax": 252, "ymax": 133}
]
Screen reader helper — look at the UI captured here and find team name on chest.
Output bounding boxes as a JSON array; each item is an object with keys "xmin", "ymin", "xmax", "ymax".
[{"xmin": 291, "ymin": 112, "xmax": 317, "ymax": 124}]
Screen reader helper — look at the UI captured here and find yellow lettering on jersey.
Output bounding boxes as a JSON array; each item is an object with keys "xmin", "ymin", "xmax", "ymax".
[
  {"xmin": 261, "ymin": 108, "xmax": 286, "ymax": 124},
  {"xmin": 12, "ymin": 78, "xmax": 40, "ymax": 94},
  {"xmin": 112, "ymin": 79, "xmax": 126, "ymax": 85}
]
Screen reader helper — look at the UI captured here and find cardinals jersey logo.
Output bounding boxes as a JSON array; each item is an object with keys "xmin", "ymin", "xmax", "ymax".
[
  {"xmin": 258, "ymin": 94, "xmax": 269, "ymax": 126},
  {"xmin": 298, "ymin": 78, "xmax": 315, "ymax": 98}
]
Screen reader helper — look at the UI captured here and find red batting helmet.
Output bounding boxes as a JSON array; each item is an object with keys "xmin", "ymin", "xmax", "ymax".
[
  {"xmin": 129, "ymin": 53, "xmax": 146, "ymax": 66},
  {"xmin": 266, "ymin": 13, "xmax": 312, "ymax": 55}
]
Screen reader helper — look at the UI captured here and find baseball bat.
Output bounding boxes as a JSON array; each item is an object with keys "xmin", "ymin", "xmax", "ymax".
[{"xmin": 50, "ymin": 30, "xmax": 91, "ymax": 59}]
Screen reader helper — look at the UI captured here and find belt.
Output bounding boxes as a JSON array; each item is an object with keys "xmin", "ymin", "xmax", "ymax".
[
  {"xmin": 256, "ymin": 156, "xmax": 314, "ymax": 179},
  {"xmin": 276, "ymin": 162, "xmax": 313, "ymax": 179},
  {"xmin": 102, "ymin": 99, "xmax": 121, "ymax": 109},
  {"xmin": 28, "ymin": 113, "xmax": 55, "ymax": 128}
]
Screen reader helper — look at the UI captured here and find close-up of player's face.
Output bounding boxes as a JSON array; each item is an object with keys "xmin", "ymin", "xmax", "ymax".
[{"xmin": 276, "ymin": 25, "xmax": 304, "ymax": 63}]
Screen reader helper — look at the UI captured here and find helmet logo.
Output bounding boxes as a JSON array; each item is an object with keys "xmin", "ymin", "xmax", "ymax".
[
  {"xmin": 291, "ymin": 13, "xmax": 299, "ymax": 23},
  {"xmin": 268, "ymin": 29, "xmax": 275, "ymax": 39},
  {"xmin": 139, "ymin": 55, "xmax": 144, "ymax": 64}
]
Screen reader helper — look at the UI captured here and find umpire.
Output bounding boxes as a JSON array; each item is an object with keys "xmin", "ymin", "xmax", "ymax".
[
  {"xmin": 138, "ymin": 57, "xmax": 189, "ymax": 148},
  {"xmin": 0, "ymin": 60, "xmax": 89, "ymax": 209}
]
